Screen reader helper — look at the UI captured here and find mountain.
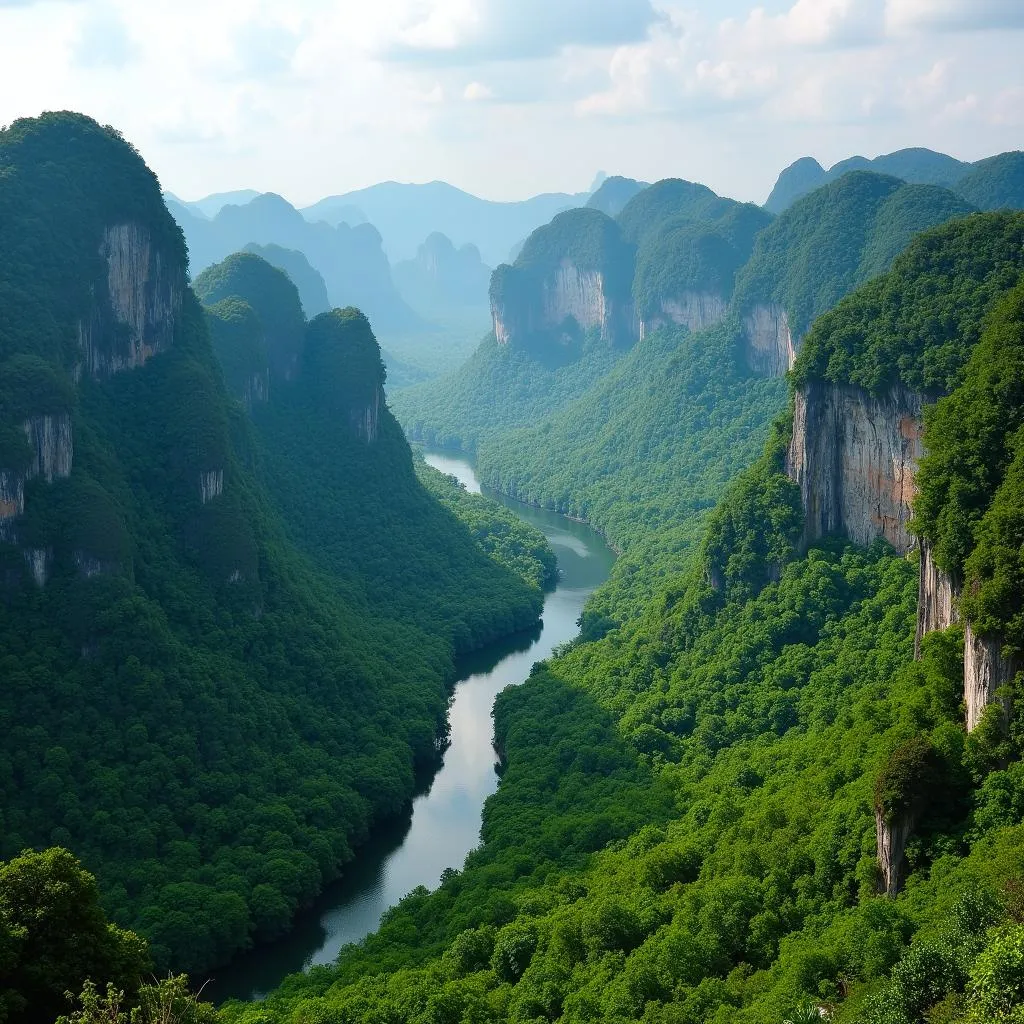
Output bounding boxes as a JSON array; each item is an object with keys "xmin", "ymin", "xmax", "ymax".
[
  {"xmin": 395, "ymin": 170, "xmax": 980, "ymax": 451},
  {"xmin": 733, "ymin": 171, "xmax": 979, "ymax": 373},
  {"xmin": 240, "ymin": 243, "xmax": 331, "ymax": 317},
  {"xmin": 166, "ymin": 191, "xmax": 421, "ymax": 331},
  {"xmin": 392, "ymin": 232, "xmax": 492, "ymax": 317},
  {"xmin": 0, "ymin": 111, "xmax": 549, "ymax": 981},
  {"xmin": 766, "ymin": 147, "xmax": 973, "ymax": 212},
  {"xmin": 226, "ymin": 210, "xmax": 1024, "ymax": 1024},
  {"xmin": 586, "ymin": 176, "xmax": 649, "ymax": 217},
  {"xmin": 169, "ymin": 188, "xmax": 262, "ymax": 218},
  {"xmin": 302, "ymin": 181, "xmax": 590, "ymax": 266},
  {"xmin": 955, "ymin": 151, "xmax": 1024, "ymax": 211}
]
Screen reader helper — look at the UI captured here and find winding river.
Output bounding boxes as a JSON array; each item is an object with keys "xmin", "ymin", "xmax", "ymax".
[{"xmin": 207, "ymin": 448, "xmax": 615, "ymax": 1003}]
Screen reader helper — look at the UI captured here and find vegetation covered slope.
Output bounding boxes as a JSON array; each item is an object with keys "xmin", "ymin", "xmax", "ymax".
[
  {"xmin": 476, "ymin": 320, "xmax": 787, "ymax": 619},
  {"xmin": 954, "ymin": 151, "xmax": 1024, "ymax": 212},
  {"xmin": 765, "ymin": 147, "xmax": 971, "ymax": 213},
  {"xmin": 222, "ymin": 202, "xmax": 1024, "ymax": 1024},
  {"xmin": 0, "ymin": 112, "xmax": 548, "ymax": 982},
  {"xmin": 734, "ymin": 172, "xmax": 979, "ymax": 338}
]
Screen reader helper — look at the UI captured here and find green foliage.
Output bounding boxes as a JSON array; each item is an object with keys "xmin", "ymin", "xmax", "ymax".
[
  {"xmin": 0, "ymin": 848, "xmax": 149, "ymax": 1024},
  {"xmin": 203, "ymin": 299, "xmax": 266, "ymax": 403},
  {"xmin": 956, "ymin": 152, "xmax": 1024, "ymax": 212},
  {"xmin": 734, "ymin": 172, "xmax": 905, "ymax": 335},
  {"xmin": 911, "ymin": 276, "xmax": 1024, "ymax": 584},
  {"xmin": 416, "ymin": 459, "xmax": 557, "ymax": 591},
  {"xmin": 873, "ymin": 738, "xmax": 940, "ymax": 823},
  {"xmin": 735, "ymin": 172, "xmax": 978, "ymax": 340},
  {"xmin": 793, "ymin": 212, "xmax": 1024, "ymax": 395},
  {"xmin": 0, "ymin": 112, "xmax": 185, "ymax": 369},
  {"xmin": 193, "ymin": 254, "xmax": 304, "ymax": 379},
  {"xmin": 59, "ymin": 975, "xmax": 217, "ymax": 1024},
  {"xmin": 0, "ymin": 111, "xmax": 551, "ymax": 985},
  {"xmin": 392, "ymin": 331, "xmax": 623, "ymax": 452},
  {"xmin": 616, "ymin": 178, "xmax": 726, "ymax": 246},
  {"xmin": 857, "ymin": 184, "xmax": 976, "ymax": 282},
  {"xmin": 475, "ymin": 320, "xmax": 787, "ymax": 618}
]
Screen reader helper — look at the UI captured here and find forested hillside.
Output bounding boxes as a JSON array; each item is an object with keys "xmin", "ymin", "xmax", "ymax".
[
  {"xmin": 0, "ymin": 112, "xmax": 550, "ymax": 990},
  {"xmin": 221, "ymin": 211, "xmax": 1024, "ymax": 1024},
  {"xmin": 394, "ymin": 170, "xmax": 994, "ymax": 454}
]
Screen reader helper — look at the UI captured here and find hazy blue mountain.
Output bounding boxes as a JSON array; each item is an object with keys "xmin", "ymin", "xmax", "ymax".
[
  {"xmin": 302, "ymin": 180, "xmax": 590, "ymax": 265},
  {"xmin": 587, "ymin": 176, "xmax": 649, "ymax": 217},
  {"xmin": 167, "ymin": 192, "xmax": 422, "ymax": 331},
  {"xmin": 393, "ymin": 232, "xmax": 492, "ymax": 316},
  {"xmin": 165, "ymin": 188, "xmax": 262, "ymax": 218}
]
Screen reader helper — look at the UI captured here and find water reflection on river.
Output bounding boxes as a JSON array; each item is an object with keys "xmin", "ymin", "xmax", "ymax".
[{"xmin": 207, "ymin": 448, "xmax": 614, "ymax": 1002}]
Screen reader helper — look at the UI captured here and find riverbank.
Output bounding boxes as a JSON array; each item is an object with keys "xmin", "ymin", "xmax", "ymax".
[{"xmin": 206, "ymin": 449, "xmax": 615, "ymax": 1003}]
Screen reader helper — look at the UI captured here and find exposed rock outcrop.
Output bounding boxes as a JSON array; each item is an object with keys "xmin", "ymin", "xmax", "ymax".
[
  {"xmin": 24, "ymin": 548, "xmax": 52, "ymax": 588},
  {"xmin": 0, "ymin": 471, "xmax": 25, "ymax": 541},
  {"xmin": 743, "ymin": 303, "xmax": 796, "ymax": 377},
  {"xmin": 492, "ymin": 259, "xmax": 636, "ymax": 349},
  {"xmin": 199, "ymin": 470, "xmax": 224, "ymax": 505},
  {"xmin": 640, "ymin": 292, "xmax": 728, "ymax": 340},
  {"xmin": 964, "ymin": 623, "xmax": 1018, "ymax": 731},
  {"xmin": 787, "ymin": 381, "xmax": 923, "ymax": 553},
  {"xmin": 350, "ymin": 389, "xmax": 382, "ymax": 443},
  {"xmin": 915, "ymin": 542, "xmax": 960, "ymax": 658},
  {"xmin": 23, "ymin": 414, "xmax": 73, "ymax": 483},
  {"xmin": 876, "ymin": 809, "xmax": 915, "ymax": 897},
  {"xmin": 243, "ymin": 370, "xmax": 270, "ymax": 410},
  {"xmin": 79, "ymin": 223, "xmax": 184, "ymax": 377}
]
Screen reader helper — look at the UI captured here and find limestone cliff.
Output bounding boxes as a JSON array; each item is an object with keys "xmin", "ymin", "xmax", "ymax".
[
  {"xmin": 640, "ymin": 292, "xmax": 727, "ymax": 340},
  {"xmin": 964, "ymin": 624, "xmax": 1018, "ymax": 731},
  {"xmin": 786, "ymin": 381, "xmax": 923, "ymax": 553},
  {"xmin": 79, "ymin": 222, "xmax": 184, "ymax": 377},
  {"xmin": 876, "ymin": 810, "xmax": 914, "ymax": 897},
  {"xmin": 350, "ymin": 388, "xmax": 382, "ymax": 443},
  {"xmin": 743, "ymin": 303, "xmax": 796, "ymax": 377},
  {"xmin": 199, "ymin": 470, "xmax": 225, "ymax": 505},
  {"xmin": 23, "ymin": 414, "xmax": 73, "ymax": 483},
  {"xmin": 914, "ymin": 542, "xmax": 959, "ymax": 658},
  {"xmin": 492, "ymin": 258, "xmax": 637, "ymax": 349},
  {"xmin": 0, "ymin": 471, "xmax": 25, "ymax": 540}
]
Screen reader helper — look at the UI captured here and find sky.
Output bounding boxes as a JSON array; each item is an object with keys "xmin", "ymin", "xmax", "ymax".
[{"xmin": 0, "ymin": 0, "xmax": 1021, "ymax": 206}]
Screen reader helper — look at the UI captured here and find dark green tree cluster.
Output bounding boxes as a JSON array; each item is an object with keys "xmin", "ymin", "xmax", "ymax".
[
  {"xmin": 793, "ymin": 212, "xmax": 1024, "ymax": 395},
  {"xmin": 0, "ymin": 112, "xmax": 551, "ymax": 984},
  {"xmin": 220, "ymin": 180, "xmax": 1024, "ymax": 1024}
]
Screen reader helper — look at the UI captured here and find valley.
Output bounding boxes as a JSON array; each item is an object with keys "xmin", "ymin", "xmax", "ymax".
[{"xmin": 3, "ymin": 102, "xmax": 1024, "ymax": 1024}]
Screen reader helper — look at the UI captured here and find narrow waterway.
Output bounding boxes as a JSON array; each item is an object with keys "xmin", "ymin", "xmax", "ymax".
[{"xmin": 207, "ymin": 448, "xmax": 615, "ymax": 1002}]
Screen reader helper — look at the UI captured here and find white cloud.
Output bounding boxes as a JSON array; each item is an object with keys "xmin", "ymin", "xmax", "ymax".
[{"xmin": 0, "ymin": 0, "xmax": 1022, "ymax": 208}]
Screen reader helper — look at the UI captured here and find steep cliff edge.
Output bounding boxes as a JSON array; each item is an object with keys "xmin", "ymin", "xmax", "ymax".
[
  {"xmin": 490, "ymin": 209, "xmax": 636, "ymax": 354},
  {"xmin": 736, "ymin": 171, "xmax": 978, "ymax": 378},
  {"xmin": 790, "ymin": 213, "xmax": 1024, "ymax": 732},
  {"xmin": 79, "ymin": 223, "xmax": 184, "ymax": 376},
  {"xmin": 786, "ymin": 380, "xmax": 923, "ymax": 553},
  {"xmin": 744, "ymin": 303, "xmax": 795, "ymax": 377},
  {"xmin": 640, "ymin": 292, "xmax": 727, "ymax": 339},
  {"xmin": 914, "ymin": 541, "xmax": 959, "ymax": 658}
]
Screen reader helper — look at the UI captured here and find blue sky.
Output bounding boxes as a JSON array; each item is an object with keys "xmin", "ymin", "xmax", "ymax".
[{"xmin": 0, "ymin": 0, "xmax": 1021, "ymax": 205}]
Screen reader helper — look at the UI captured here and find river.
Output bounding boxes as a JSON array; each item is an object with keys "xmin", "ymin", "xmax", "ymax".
[{"xmin": 207, "ymin": 448, "xmax": 615, "ymax": 1002}]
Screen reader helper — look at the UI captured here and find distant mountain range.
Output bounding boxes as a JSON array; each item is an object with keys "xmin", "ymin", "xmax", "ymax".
[
  {"xmin": 766, "ymin": 147, "xmax": 1024, "ymax": 213},
  {"xmin": 302, "ymin": 181, "xmax": 590, "ymax": 266}
]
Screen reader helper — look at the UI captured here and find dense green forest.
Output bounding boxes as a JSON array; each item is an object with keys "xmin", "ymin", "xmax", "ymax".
[
  {"xmin": 0, "ymin": 112, "xmax": 551, "ymax": 988},
  {"xmin": 214, "ymin": 211, "xmax": 1024, "ymax": 1024},
  {"xmin": 9, "ymin": 112, "xmax": 1024, "ymax": 1024},
  {"xmin": 394, "ymin": 169, "xmax": 996, "ymax": 456}
]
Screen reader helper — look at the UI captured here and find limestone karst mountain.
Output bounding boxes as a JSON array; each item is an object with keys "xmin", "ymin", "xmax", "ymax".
[{"xmin": 0, "ymin": 111, "xmax": 547, "ymax": 976}]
